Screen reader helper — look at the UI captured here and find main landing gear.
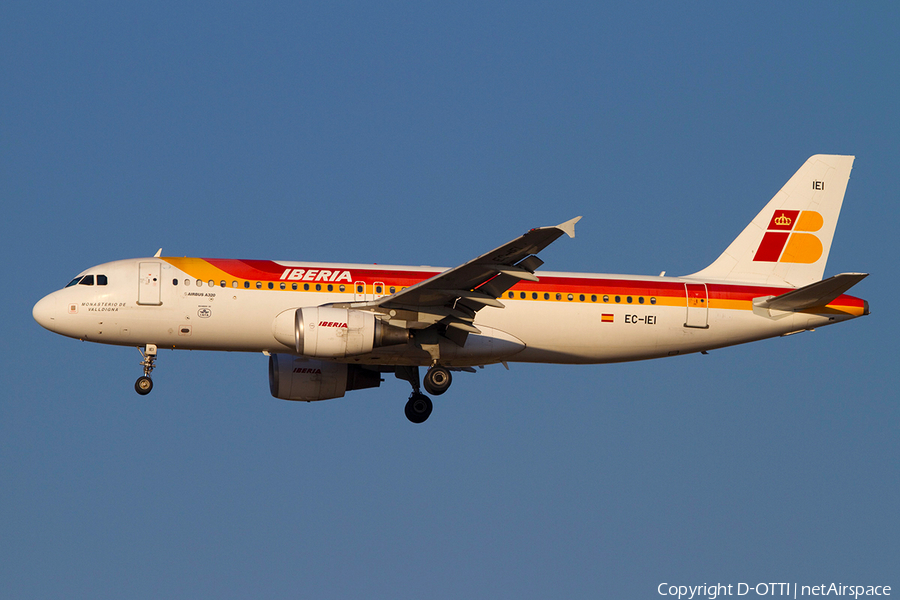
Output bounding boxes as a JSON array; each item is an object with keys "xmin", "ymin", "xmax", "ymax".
[
  {"xmin": 405, "ymin": 392, "xmax": 432, "ymax": 424},
  {"xmin": 135, "ymin": 344, "xmax": 158, "ymax": 395},
  {"xmin": 397, "ymin": 365, "xmax": 454, "ymax": 423},
  {"xmin": 423, "ymin": 365, "xmax": 452, "ymax": 396}
]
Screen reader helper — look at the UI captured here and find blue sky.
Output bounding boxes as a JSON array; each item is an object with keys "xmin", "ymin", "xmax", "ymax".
[{"xmin": 2, "ymin": 3, "xmax": 897, "ymax": 598}]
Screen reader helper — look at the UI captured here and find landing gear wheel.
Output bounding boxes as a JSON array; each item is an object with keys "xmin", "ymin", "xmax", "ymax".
[
  {"xmin": 423, "ymin": 366, "xmax": 452, "ymax": 396},
  {"xmin": 405, "ymin": 393, "xmax": 433, "ymax": 424},
  {"xmin": 135, "ymin": 376, "xmax": 153, "ymax": 395}
]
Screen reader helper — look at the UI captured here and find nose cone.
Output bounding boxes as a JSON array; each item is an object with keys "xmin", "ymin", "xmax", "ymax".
[{"xmin": 33, "ymin": 293, "xmax": 59, "ymax": 331}]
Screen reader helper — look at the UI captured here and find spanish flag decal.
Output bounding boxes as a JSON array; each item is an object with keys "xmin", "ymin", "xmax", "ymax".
[{"xmin": 601, "ymin": 314, "xmax": 614, "ymax": 323}]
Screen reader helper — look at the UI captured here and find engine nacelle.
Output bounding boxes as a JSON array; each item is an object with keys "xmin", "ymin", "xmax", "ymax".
[
  {"xmin": 268, "ymin": 354, "xmax": 382, "ymax": 401},
  {"xmin": 272, "ymin": 307, "xmax": 408, "ymax": 358}
]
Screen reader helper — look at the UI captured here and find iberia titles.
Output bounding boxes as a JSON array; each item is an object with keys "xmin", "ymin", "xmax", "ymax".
[{"xmin": 278, "ymin": 268, "xmax": 353, "ymax": 283}]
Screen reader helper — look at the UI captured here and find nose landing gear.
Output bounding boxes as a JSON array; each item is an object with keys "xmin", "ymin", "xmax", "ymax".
[{"xmin": 135, "ymin": 344, "xmax": 158, "ymax": 395}]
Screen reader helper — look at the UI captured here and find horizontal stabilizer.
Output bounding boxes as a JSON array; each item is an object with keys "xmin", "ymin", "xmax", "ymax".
[{"xmin": 754, "ymin": 273, "xmax": 868, "ymax": 311}]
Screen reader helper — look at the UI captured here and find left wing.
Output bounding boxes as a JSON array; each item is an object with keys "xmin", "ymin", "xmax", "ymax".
[{"xmin": 335, "ymin": 217, "xmax": 581, "ymax": 344}]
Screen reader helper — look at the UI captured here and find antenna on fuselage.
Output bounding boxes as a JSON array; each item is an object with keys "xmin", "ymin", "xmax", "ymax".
[{"xmin": 154, "ymin": 248, "xmax": 162, "ymax": 257}]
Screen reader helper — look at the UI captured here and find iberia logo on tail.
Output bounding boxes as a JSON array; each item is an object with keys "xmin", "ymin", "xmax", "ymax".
[{"xmin": 753, "ymin": 210, "xmax": 824, "ymax": 263}]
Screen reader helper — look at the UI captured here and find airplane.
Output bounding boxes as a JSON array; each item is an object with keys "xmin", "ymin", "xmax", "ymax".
[{"xmin": 33, "ymin": 155, "xmax": 868, "ymax": 423}]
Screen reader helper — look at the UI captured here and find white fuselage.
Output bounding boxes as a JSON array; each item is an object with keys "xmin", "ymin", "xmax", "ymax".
[{"xmin": 33, "ymin": 257, "xmax": 864, "ymax": 368}]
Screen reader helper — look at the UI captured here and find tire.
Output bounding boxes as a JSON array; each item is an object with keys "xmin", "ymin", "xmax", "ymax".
[
  {"xmin": 404, "ymin": 393, "xmax": 433, "ymax": 423},
  {"xmin": 135, "ymin": 376, "xmax": 153, "ymax": 395},
  {"xmin": 423, "ymin": 366, "xmax": 452, "ymax": 396}
]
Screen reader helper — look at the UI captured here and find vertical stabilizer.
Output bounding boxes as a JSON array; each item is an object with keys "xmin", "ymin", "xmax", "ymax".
[{"xmin": 687, "ymin": 155, "xmax": 854, "ymax": 287}]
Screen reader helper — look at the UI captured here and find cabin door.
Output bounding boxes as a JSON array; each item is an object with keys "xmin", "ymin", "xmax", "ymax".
[{"xmin": 138, "ymin": 262, "xmax": 162, "ymax": 306}]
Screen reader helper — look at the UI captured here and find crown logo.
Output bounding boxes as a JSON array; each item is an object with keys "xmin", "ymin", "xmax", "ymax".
[{"xmin": 774, "ymin": 213, "xmax": 792, "ymax": 226}]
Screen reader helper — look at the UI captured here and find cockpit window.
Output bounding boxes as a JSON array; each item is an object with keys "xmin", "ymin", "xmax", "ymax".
[
  {"xmin": 97, "ymin": 275, "xmax": 108, "ymax": 286},
  {"xmin": 79, "ymin": 275, "xmax": 95, "ymax": 286},
  {"xmin": 65, "ymin": 276, "xmax": 83, "ymax": 288}
]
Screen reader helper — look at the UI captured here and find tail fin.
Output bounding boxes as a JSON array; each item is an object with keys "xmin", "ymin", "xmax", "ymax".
[{"xmin": 688, "ymin": 154, "xmax": 855, "ymax": 287}]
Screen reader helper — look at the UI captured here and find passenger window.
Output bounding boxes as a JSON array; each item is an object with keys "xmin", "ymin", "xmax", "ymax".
[
  {"xmin": 390, "ymin": 286, "xmax": 396, "ymax": 294},
  {"xmin": 232, "ymin": 281, "xmax": 238, "ymax": 288},
  {"xmin": 220, "ymin": 280, "xmax": 226, "ymax": 288},
  {"xmin": 627, "ymin": 296, "xmax": 632, "ymax": 303},
  {"xmin": 256, "ymin": 281, "xmax": 262, "ymax": 289},
  {"xmin": 196, "ymin": 280, "xmax": 203, "ymax": 287},
  {"xmin": 267, "ymin": 282, "xmax": 274, "ymax": 289},
  {"xmin": 508, "ymin": 292, "xmax": 514, "ymax": 299},
  {"xmin": 579, "ymin": 294, "xmax": 585, "ymax": 301},
  {"xmin": 315, "ymin": 284, "xmax": 321, "ymax": 291},
  {"xmin": 79, "ymin": 275, "xmax": 94, "ymax": 286},
  {"xmin": 567, "ymin": 294, "xmax": 574, "ymax": 301},
  {"xmin": 172, "ymin": 279, "xmax": 178, "ymax": 286},
  {"xmin": 650, "ymin": 297, "xmax": 657, "ymax": 305},
  {"xmin": 532, "ymin": 292, "xmax": 538, "ymax": 299},
  {"xmin": 615, "ymin": 296, "xmax": 621, "ymax": 303},
  {"xmin": 97, "ymin": 275, "xmax": 108, "ymax": 286},
  {"xmin": 304, "ymin": 284, "xmax": 310, "ymax": 291},
  {"xmin": 292, "ymin": 283, "xmax": 298, "ymax": 290},
  {"xmin": 591, "ymin": 295, "xmax": 597, "ymax": 302},
  {"xmin": 556, "ymin": 293, "xmax": 561, "ymax": 301},
  {"xmin": 357, "ymin": 285, "xmax": 364, "ymax": 293},
  {"xmin": 280, "ymin": 282, "xmax": 286, "ymax": 290},
  {"xmin": 208, "ymin": 280, "xmax": 215, "ymax": 287},
  {"xmin": 520, "ymin": 292, "xmax": 526, "ymax": 299},
  {"xmin": 327, "ymin": 284, "xmax": 333, "ymax": 291},
  {"xmin": 639, "ymin": 296, "xmax": 644, "ymax": 304},
  {"xmin": 186, "ymin": 279, "xmax": 192, "ymax": 286},
  {"xmin": 339, "ymin": 285, "xmax": 345, "ymax": 292},
  {"xmin": 603, "ymin": 295, "xmax": 609, "ymax": 302},
  {"xmin": 244, "ymin": 281, "xmax": 250, "ymax": 288},
  {"xmin": 544, "ymin": 293, "xmax": 549, "ymax": 300}
]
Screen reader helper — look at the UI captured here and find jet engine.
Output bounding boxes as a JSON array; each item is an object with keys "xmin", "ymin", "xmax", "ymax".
[
  {"xmin": 272, "ymin": 307, "xmax": 408, "ymax": 358},
  {"xmin": 268, "ymin": 354, "xmax": 382, "ymax": 401}
]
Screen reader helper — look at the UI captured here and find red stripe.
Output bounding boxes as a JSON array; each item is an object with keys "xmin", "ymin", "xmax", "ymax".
[{"xmin": 193, "ymin": 259, "xmax": 865, "ymax": 309}]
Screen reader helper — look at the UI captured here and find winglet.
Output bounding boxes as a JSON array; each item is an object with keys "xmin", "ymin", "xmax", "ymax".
[{"xmin": 557, "ymin": 216, "xmax": 582, "ymax": 239}]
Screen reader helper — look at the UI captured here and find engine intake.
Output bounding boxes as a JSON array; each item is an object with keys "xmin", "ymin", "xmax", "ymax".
[{"xmin": 273, "ymin": 307, "xmax": 408, "ymax": 358}]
